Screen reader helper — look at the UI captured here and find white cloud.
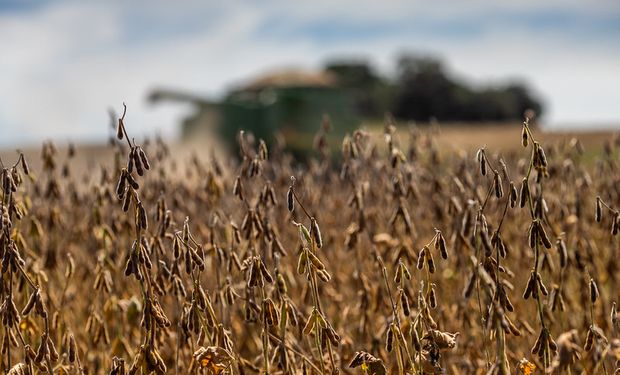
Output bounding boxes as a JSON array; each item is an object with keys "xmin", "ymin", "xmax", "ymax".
[{"xmin": 0, "ymin": 0, "xmax": 618, "ymax": 146}]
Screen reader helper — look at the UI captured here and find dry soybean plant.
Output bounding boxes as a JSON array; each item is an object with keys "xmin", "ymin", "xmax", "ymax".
[{"xmin": 0, "ymin": 105, "xmax": 618, "ymax": 375}]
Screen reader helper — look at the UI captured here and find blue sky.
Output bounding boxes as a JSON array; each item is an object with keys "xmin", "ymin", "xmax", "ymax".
[{"xmin": 1, "ymin": 0, "xmax": 619, "ymax": 146}]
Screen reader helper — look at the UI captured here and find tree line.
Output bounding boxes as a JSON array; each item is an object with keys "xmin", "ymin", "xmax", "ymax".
[{"xmin": 325, "ymin": 54, "xmax": 543, "ymax": 122}]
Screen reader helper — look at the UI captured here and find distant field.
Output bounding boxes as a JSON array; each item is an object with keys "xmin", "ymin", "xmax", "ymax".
[
  {"xmin": 362, "ymin": 122, "xmax": 615, "ymax": 152},
  {"xmin": 432, "ymin": 125, "xmax": 611, "ymax": 151},
  {"xmin": 1, "ymin": 124, "xmax": 613, "ymax": 177}
]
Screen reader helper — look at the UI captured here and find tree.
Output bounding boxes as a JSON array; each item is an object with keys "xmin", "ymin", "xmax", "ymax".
[{"xmin": 391, "ymin": 54, "xmax": 544, "ymax": 122}]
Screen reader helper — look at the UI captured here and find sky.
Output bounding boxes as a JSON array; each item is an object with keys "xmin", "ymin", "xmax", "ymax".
[{"xmin": 1, "ymin": 0, "xmax": 619, "ymax": 146}]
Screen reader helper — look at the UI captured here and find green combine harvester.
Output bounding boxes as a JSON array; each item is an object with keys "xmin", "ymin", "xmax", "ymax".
[{"xmin": 149, "ymin": 69, "xmax": 360, "ymax": 157}]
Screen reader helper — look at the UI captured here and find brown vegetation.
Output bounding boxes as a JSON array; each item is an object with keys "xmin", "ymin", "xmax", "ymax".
[{"xmin": 0, "ymin": 108, "xmax": 619, "ymax": 374}]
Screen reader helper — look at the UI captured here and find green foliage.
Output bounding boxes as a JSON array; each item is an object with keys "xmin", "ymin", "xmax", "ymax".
[
  {"xmin": 393, "ymin": 55, "xmax": 544, "ymax": 121},
  {"xmin": 326, "ymin": 55, "xmax": 544, "ymax": 123}
]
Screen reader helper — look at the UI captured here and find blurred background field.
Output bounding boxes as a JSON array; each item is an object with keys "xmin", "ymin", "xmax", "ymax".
[{"xmin": 1, "ymin": 123, "xmax": 613, "ymax": 182}]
